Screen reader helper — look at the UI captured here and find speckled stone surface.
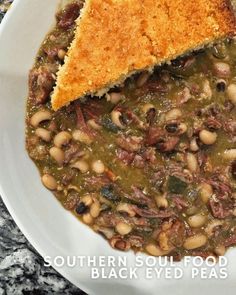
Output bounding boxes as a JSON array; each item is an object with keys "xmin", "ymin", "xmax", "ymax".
[{"xmin": 0, "ymin": 1, "xmax": 86, "ymax": 294}]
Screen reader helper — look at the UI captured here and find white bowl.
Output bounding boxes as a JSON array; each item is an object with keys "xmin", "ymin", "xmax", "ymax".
[{"xmin": 0, "ymin": 1, "xmax": 236, "ymax": 294}]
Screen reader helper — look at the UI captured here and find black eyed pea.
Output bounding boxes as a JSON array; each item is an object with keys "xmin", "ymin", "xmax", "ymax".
[
  {"xmin": 155, "ymin": 195, "xmax": 168, "ymax": 208},
  {"xmin": 35, "ymin": 128, "xmax": 51, "ymax": 142},
  {"xmin": 116, "ymin": 203, "xmax": 136, "ymax": 217},
  {"xmin": 216, "ymin": 79, "xmax": 226, "ymax": 92},
  {"xmin": 111, "ymin": 110, "xmax": 126, "ymax": 129},
  {"xmin": 81, "ymin": 195, "xmax": 93, "ymax": 206},
  {"xmin": 57, "ymin": 49, "xmax": 66, "ymax": 60},
  {"xmin": 141, "ymin": 103, "xmax": 155, "ymax": 114},
  {"xmin": 82, "ymin": 213, "xmax": 94, "ymax": 225},
  {"xmin": 178, "ymin": 123, "xmax": 188, "ymax": 134},
  {"xmin": 106, "ymin": 92, "xmax": 123, "ymax": 104},
  {"xmin": 165, "ymin": 108, "xmax": 182, "ymax": 121},
  {"xmin": 190, "ymin": 138, "xmax": 199, "ymax": 152},
  {"xmin": 41, "ymin": 174, "xmax": 57, "ymax": 190},
  {"xmin": 223, "ymin": 149, "xmax": 236, "ymax": 160},
  {"xmin": 70, "ymin": 160, "xmax": 89, "ymax": 174},
  {"xmin": 183, "ymin": 234, "xmax": 207, "ymax": 250},
  {"xmin": 91, "ymin": 160, "xmax": 105, "ymax": 174},
  {"xmin": 87, "ymin": 119, "xmax": 102, "ymax": 130},
  {"xmin": 199, "ymin": 182, "xmax": 213, "ymax": 203},
  {"xmin": 226, "ymin": 83, "xmax": 236, "ymax": 105},
  {"xmin": 49, "ymin": 147, "xmax": 65, "ymax": 166},
  {"xmin": 72, "ymin": 130, "xmax": 93, "ymax": 145},
  {"xmin": 199, "ymin": 129, "xmax": 217, "ymax": 145},
  {"xmin": 90, "ymin": 201, "xmax": 101, "ymax": 218},
  {"xmin": 30, "ymin": 110, "xmax": 52, "ymax": 127},
  {"xmin": 115, "ymin": 222, "xmax": 132, "ymax": 235},
  {"xmin": 187, "ymin": 213, "xmax": 207, "ymax": 228},
  {"xmin": 186, "ymin": 153, "xmax": 199, "ymax": 173},
  {"xmin": 214, "ymin": 245, "xmax": 226, "ymax": 256},
  {"xmin": 145, "ymin": 243, "xmax": 170, "ymax": 256},
  {"xmin": 54, "ymin": 131, "xmax": 72, "ymax": 148}
]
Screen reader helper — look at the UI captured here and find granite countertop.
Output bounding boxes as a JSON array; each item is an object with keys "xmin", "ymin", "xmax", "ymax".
[{"xmin": 0, "ymin": 1, "xmax": 86, "ymax": 294}]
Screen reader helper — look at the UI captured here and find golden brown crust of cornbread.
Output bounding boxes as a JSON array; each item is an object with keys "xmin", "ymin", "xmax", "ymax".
[{"xmin": 51, "ymin": 0, "xmax": 236, "ymax": 111}]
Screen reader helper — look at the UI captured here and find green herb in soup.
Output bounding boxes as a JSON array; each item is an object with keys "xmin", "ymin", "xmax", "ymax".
[{"xmin": 26, "ymin": 1, "xmax": 236, "ymax": 259}]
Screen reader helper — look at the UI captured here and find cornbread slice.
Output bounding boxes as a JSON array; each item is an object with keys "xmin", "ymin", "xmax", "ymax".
[{"xmin": 51, "ymin": 0, "xmax": 236, "ymax": 110}]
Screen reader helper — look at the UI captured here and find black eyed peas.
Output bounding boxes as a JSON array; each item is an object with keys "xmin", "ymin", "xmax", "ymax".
[
  {"xmin": 111, "ymin": 110, "xmax": 126, "ymax": 129},
  {"xmin": 198, "ymin": 182, "xmax": 213, "ymax": 204},
  {"xmin": 49, "ymin": 147, "xmax": 65, "ymax": 166},
  {"xmin": 72, "ymin": 130, "xmax": 93, "ymax": 145},
  {"xmin": 145, "ymin": 244, "xmax": 170, "ymax": 256},
  {"xmin": 223, "ymin": 149, "xmax": 236, "ymax": 160},
  {"xmin": 35, "ymin": 128, "xmax": 51, "ymax": 142},
  {"xmin": 71, "ymin": 160, "xmax": 89, "ymax": 173},
  {"xmin": 106, "ymin": 92, "xmax": 123, "ymax": 104},
  {"xmin": 227, "ymin": 84, "xmax": 236, "ymax": 105},
  {"xmin": 186, "ymin": 153, "xmax": 199, "ymax": 173},
  {"xmin": 165, "ymin": 108, "xmax": 182, "ymax": 121},
  {"xmin": 199, "ymin": 130, "xmax": 217, "ymax": 145},
  {"xmin": 187, "ymin": 213, "xmax": 207, "ymax": 228},
  {"xmin": 115, "ymin": 222, "xmax": 132, "ymax": 236},
  {"xmin": 183, "ymin": 234, "xmax": 207, "ymax": 250},
  {"xmin": 54, "ymin": 131, "xmax": 72, "ymax": 148},
  {"xmin": 91, "ymin": 160, "xmax": 105, "ymax": 174},
  {"xmin": 41, "ymin": 174, "xmax": 57, "ymax": 190},
  {"xmin": 30, "ymin": 110, "xmax": 52, "ymax": 127}
]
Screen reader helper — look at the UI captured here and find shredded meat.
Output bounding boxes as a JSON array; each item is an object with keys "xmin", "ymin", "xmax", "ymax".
[
  {"xmin": 116, "ymin": 135, "xmax": 142, "ymax": 152},
  {"xmin": 172, "ymin": 196, "xmax": 188, "ymax": 210},
  {"xmin": 209, "ymin": 176, "xmax": 232, "ymax": 200},
  {"xmin": 142, "ymin": 147, "xmax": 157, "ymax": 163},
  {"xmin": 56, "ymin": 2, "xmax": 83, "ymax": 30},
  {"xmin": 145, "ymin": 127, "xmax": 179, "ymax": 152},
  {"xmin": 85, "ymin": 176, "xmax": 111, "ymax": 190},
  {"xmin": 132, "ymin": 205, "xmax": 174, "ymax": 218},
  {"xmin": 146, "ymin": 108, "xmax": 156, "ymax": 125},
  {"xmin": 143, "ymin": 80, "xmax": 169, "ymax": 93},
  {"xmin": 75, "ymin": 103, "xmax": 97, "ymax": 138},
  {"xmin": 145, "ymin": 127, "xmax": 165, "ymax": 146},
  {"xmin": 82, "ymin": 99, "xmax": 103, "ymax": 120},
  {"xmin": 209, "ymin": 199, "xmax": 232, "ymax": 219},
  {"xmin": 133, "ymin": 154, "xmax": 145, "ymax": 168},
  {"xmin": 156, "ymin": 137, "xmax": 179, "ymax": 152},
  {"xmin": 116, "ymin": 149, "xmax": 135, "ymax": 165},
  {"xmin": 63, "ymin": 192, "xmax": 79, "ymax": 210},
  {"xmin": 64, "ymin": 143, "xmax": 84, "ymax": 164},
  {"xmin": 97, "ymin": 211, "xmax": 151, "ymax": 228},
  {"xmin": 205, "ymin": 117, "xmax": 222, "ymax": 130},
  {"xmin": 224, "ymin": 119, "xmax": 236, "ymax": 141},
  {"xmin": 125, "ymin": 186, "xmax": 155, "ymax": 207},
  {"xmin": 127, "ymin": 235, "xmax": 144, "ymax": 248},
  {"xmin": 29, "ymin": 65, "xmax": 56, "ymax": 104}
]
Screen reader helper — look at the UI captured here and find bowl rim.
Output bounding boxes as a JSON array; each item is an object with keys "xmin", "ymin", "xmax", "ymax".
[{"xmin": 1, "ymin": 2, "xmax": 236, "ymax": 295}]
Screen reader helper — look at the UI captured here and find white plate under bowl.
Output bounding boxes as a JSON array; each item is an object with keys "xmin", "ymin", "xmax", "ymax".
[{"xmin": 0, "ymin": 1, "xmax": 236, "ymax": 294}]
